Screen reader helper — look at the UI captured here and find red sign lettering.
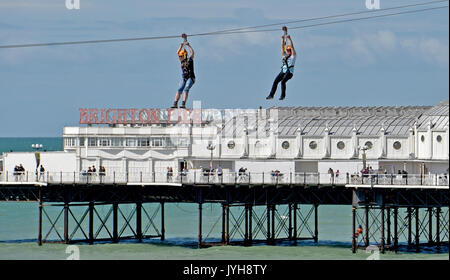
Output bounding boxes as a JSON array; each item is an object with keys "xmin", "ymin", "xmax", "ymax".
[
  {"xmin": 80, "ymin": 108, "xmax": 202, "ymax": 125},
  {"xmin": 80, "ymin": 109, "xmax": 89, "ymax": 124}
]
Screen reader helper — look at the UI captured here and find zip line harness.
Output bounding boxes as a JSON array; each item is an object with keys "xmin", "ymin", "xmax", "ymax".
[{"xmin": 281, "ymin": 26, "xmax": 294, "ymax": 73}]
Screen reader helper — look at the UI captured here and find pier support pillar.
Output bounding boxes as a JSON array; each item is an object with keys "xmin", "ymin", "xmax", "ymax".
[
  {"xmin": 314, "ymin": 204, "xmax": 319, "ymax": 243},
  {"xmin": 221, "ymin": 204, "xmax": 226, "ymax": 244},
  {"xmin": 113, "ymin": 203, "xmax": 118, "ymax": 243},
  {"xmin": 89, "ymin": 202, "xmax": 94, "ymax": 244},
  {"xmin": 244, "ymin": 204, "xmax": 249, "ymax": 246},
  {"xmin": 352, "ymin": 207, "xmax": 357, "ymax": 253},
  {"xmin": 64, "ymin": 202, "xmax": 69, "ymax": 244},
  {"xmin": 198, "ymin": 202, "xmax": 203, "ymax": 248},
  {"xmin": 415, "ymin": 207, "xmax": 420, "ymax": 252},
  {"xmin": 387, "ymin": 207, "xmax": 391, "ymax": 246},
  {"xmin": 293, "ymin": 203, "xmax": 298, "ymax": 245},
  {"xmin": 428, "ymin": 207, "xmax": 433, "ymax": 245},
  {"xmin": 38, "ymin": 189, "xmax": 43, "ymax": 246},
  {"xmin": 161, "ymin": 202, "xmax": 165, "ymax": 241},
  {"xmin": 271, "ymin": 205, "xmax": 276, "ymax": 243},
  {"xmin": 365, "ymin": 205, "xmax": 370, "ymax": 247},
  {"xmin": 266, "ymin": 204, "xmax": 271, "ymax": 244},
  {"xmin": 226, "ymin": 204, "xmax": 230, "ymax": 245},
  {"xmin": 248, "ymin": 204, "xmax": 253, "ymax": 246},
  {"xmin": 136, "ymin": 202, "xmax": 142, "ymax": 242},
  {"xmin": 393, "ymin": 207, "xmax": 399, "ymax": 253},
  {"xmin": 198, "ymin": 188, "xmax": 203, "ymax": 248},
  {"xmin": 381, "ymin": 205, "xmax": 385, "ymax": 253},
  {"xmin": 288, "ymin": 204, "xmax": 293, "ymax": 240},
  {"xmin": 407, "ymin": 207, "xmax": 412, "ymax": 249},
  {"xmin": 436, "ymin": 207, "xmax": 441, "ymax": 251}
]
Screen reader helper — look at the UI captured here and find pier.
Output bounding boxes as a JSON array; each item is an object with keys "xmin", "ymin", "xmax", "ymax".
[{"xmin": 0, "ymin": 171, "xmax": 448, "ymax": 253}]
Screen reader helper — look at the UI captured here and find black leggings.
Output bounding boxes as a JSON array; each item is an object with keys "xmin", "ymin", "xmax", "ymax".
[{"xmin": 269, "ymin": 71, "xmax": 293, "ymax": 98}]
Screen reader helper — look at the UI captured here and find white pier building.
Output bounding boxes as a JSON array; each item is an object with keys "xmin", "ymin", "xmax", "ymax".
[{"xmin": 1, "ymin": 100, "xmax": 448, "ymax": 186}]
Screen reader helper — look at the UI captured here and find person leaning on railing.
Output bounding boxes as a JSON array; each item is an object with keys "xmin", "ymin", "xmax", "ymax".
[
  {"xmin": 238, "ymin": 167, "xmax": 247, "ymax": 182},
  {"xmin": 16, "ymin": 164, "xmax": 25, "ymax": 182},
  {"xmin": 99, "ymin": 166, "xmax": 106, "ymax": 176}
]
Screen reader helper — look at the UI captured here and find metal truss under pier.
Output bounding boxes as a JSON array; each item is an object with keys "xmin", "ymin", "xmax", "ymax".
[
  {"xmin": 352, "ymin": 189, "xmax": 449, "ymax": 253},
  {"xmin": 200, "ymin": 203, "xmax": 319, "ymax": 248},
  {"xmin": 38, "ymin": 201, "xmax": 164, "ymax": 245},
  {"xmin": 0, "ymin": 183, "xmax": 448, "ymax": 252}
]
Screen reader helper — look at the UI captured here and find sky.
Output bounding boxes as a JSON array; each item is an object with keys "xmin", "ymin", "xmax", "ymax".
[{"xmin": 0, "ymin": 0, "xmax": 448, "ymax": 136}]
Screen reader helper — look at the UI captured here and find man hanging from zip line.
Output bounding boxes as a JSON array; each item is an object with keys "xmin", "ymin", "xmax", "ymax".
[
  {"xmin": 266, "ymin": 32, "xmax": 297, "ymax": 101},
  {"xmin": 171, "ymin": 35, "xmax": 195, "ymax": 109}
]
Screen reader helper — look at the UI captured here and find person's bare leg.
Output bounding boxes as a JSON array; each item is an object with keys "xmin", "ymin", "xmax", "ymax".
[
  {"xmin": 172, "ymin": 92, "xmax": 182, "ymax": 108},
  {"xmin": 181, "ymin": 92, "xmax": 189, "ymax": 108}
]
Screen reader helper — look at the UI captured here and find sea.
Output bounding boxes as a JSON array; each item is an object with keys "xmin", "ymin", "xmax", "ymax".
[{"xmin": 0, "ymin": 138, "xmax": 448, "ymax": 260}]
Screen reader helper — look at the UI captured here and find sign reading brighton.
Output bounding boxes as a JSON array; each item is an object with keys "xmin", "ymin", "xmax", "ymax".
[{"xmin": 79, "ymin": 108, "xmax": 203, "ymax": 125}]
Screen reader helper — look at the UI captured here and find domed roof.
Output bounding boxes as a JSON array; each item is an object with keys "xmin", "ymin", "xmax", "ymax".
[{"xmin": 417, "ymin": 100, "xmax": 449, "ymax": 130}]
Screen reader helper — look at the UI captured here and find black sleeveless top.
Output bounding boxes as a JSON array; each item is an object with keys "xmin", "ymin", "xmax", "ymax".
[{"xmin": 181, "ymin": 57, "xmax": 195, "ymax": 80}]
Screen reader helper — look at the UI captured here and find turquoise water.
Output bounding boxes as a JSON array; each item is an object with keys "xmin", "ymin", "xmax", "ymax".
[
  {"xmin": 0, "ymin": 137, "xmax": 62, "ymax": 154},
  {"xmin": 0, "ymin": 138, "xmax": 448, "ymax": 260}
]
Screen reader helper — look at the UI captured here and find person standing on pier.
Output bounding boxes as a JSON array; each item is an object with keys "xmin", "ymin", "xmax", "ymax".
[
  {"xmin": 39, "ymin": 165, "xmax": 45, "ymax": 182},
  {"xmin": 167, "ymin": 167, "xmax": 173, "ymax": 182},
  {"xmin": 13, "ymin": 165, "xmax": 19, "ymax": 182},
  {"xmin": 18, "ymin": 164, "xmax": 25, "ymax": 182}
]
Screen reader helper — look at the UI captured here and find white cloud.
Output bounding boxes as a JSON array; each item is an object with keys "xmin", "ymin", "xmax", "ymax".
[
  {"xmin": 401, "ymin": 37, "xmax": 449, "ymax": 66},
  {"xmin": 418, "ymin": 38, "xmax": 449, "ymax": 66},
  {"xmin": 346, "ymin": 30, "xmax": 397, "ymax": 64},
  {"xmin": 193, "ymin": 30, "xmax": 277, "ymax": 62},
  {"xmin": 343, "ymin": 30, "xmax": 448, "ymax": 67},
  {"xmin": 370, "ymin": 30, "xmax": 396, "ymax": 52},
  {"xmin": 349, "ymin": 37, "xmax": 375, "ymax": 63}
]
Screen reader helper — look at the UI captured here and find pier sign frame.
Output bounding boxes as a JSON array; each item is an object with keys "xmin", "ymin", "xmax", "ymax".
[{"xmin": 79, "ymin": 108, "xmax": 203, "ymax": 125}]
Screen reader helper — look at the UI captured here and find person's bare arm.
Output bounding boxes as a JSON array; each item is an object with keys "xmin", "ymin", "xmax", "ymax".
[
  {"xmin": 281, "ymin": 36, "xmax": 286, "ymax": 56},
  {"xmin": 287, "ymin": 35, "xmax": 296, "ymax": 56},
  {"xmin": 186, "ymin": 43, "xmax": 194, "ymax": 60}
]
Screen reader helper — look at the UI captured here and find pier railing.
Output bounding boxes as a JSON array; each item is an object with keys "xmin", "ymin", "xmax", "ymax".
[
  {"xmin": 0, "ymin": 171, "xmax": 448, "ymax": 187},
  {"xmin": 349, "ymin": 173, "xmax": 448, "ymax": 186}
]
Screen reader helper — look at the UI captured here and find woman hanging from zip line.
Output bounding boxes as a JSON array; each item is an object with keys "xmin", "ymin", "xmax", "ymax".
[
  {"xmin": 266, "ymin": 27, "xmax": 297, "ymax": 101},
  {"xmin": 171, "ymin": 34, "xmax": 195, "ymax": 109}
]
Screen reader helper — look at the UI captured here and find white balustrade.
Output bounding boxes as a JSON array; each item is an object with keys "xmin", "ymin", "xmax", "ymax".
[{"xmin": 0, "ymin": 170, "xmax": 448, "ymax": 187}]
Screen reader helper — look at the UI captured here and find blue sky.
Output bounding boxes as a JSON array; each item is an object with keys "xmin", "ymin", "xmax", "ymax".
[{"xmin": 0, "ymin": 0, "xmax": 448, "ymax": 136}]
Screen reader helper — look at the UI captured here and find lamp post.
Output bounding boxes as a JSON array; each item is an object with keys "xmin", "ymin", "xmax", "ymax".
[
  {"xmin": 358, "ymin": 145, "xmax": 369, "ymax": 185},
  {"xmin": 31, "ymin": 144, "xmax": 43, "ymax": 181},
  {"xmin": 358, "ymin": 145, "xmax": 369, "ymax": 171},
  {"xmin": 207, "ymin": 142, "xmax": 216, "ymax": 171}
]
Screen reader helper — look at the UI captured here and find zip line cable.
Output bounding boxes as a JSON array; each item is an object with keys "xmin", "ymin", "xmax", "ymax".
[
  {"xmin": 192, "ymin": 5, "xmax": 449, "ymax": 36},
  {"xmin": 189, "ymin": 0, "xmax": 450, "ymax": 36},
  {"xmin": 0, "ymin": 2, "xmax": 448, "ymax": 49}
]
